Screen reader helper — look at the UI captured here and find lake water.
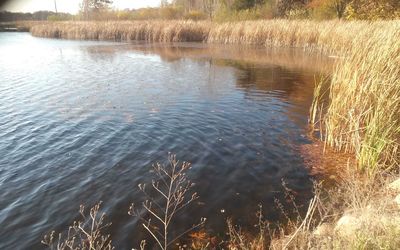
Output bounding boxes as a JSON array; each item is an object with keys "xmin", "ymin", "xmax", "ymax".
[{"xmin": 0, "ymin": 33, "xmax": 332, "ymax": 249}]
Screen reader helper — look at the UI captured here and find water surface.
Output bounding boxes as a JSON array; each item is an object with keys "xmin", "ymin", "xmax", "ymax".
[{"xmin": 0, "ymin": 33, "xmax": 331, "ymax": 249}]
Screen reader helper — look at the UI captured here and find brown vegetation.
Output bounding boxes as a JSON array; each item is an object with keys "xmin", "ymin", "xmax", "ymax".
[
  {"xmin": 269, "ymin": 172, "xmax": 400, "ymax": 249},
  {"xmin": 42, "ymin": 202, "xmax": 114, "ymax": 250},
  {"xmin": 30, "ymin": 19, "xmax": 379, "ymax": 54},
  {"xmin": 30, "ymin": 21, "xmax": 210, "ymax": 42},
  {"xmin": 311, "ymin": 20, "xmax": 400, "ymax": 174},
  {"xmin": 128, "ymin": 154, "xmax": 206, "ymax": 250}
]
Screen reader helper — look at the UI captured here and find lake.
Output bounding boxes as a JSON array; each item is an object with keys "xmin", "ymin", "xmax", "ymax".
[{"xmin": 0, "ymin": 32, "xmax": 332, "ymax": 249}]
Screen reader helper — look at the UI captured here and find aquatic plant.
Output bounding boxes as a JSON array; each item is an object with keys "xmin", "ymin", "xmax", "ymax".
[
  {"xmin": 128, "ymin": 154, "xmax": 206, "ymax": 250},
  {"xmin": 42, "ymin": 202, "xmax": 114, "ymax": 250},
  {"xmin": 314, "ymin": 21, "xmax": 400, "ymax": 174}
]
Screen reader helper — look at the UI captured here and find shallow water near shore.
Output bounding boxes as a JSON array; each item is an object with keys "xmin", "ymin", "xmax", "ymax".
[{"xmin": 0, "ymin": 32, "xmax": 333, "ymax": 249}]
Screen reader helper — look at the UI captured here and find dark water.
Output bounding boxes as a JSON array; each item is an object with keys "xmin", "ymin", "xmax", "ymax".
[{"xmin": 0, "ymin": 33, "xmax": 331, "ymax": 249}]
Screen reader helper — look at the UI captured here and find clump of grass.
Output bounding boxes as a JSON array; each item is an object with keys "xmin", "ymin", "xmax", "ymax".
[
  {"xmin": 320, "ymin": 21, "xmax": 400, "ymax": 174},
  {"xmin": 226, "ymin": 171, "xmax": 400, "ymax": 249},
  {"xmin": 272, "ymin": 171, "xmax": 400, "ymax": 249},
  {"xmin": 227, "ymin": 205, "xmax": 268, "ymax": 250}
]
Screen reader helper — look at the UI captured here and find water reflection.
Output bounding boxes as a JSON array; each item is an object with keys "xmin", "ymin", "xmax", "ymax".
[{"xmin": 0, "ymin": 33, "xmax": 332, "ymax": 249}]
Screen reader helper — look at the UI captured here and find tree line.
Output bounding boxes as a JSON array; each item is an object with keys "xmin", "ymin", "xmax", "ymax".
[
  {"xmin": 1, "ymin": 0, "xmax": 399, "ymax": 22},
  {"xmin": 169, "ymin": 0, "xmax": 400, "ymax": 20},
  {"xmin": 0, "ymin": 11, "xmax": 73, "ymax": 22},
  {"xmin": 77, "ymin": 0, "xmax": 400, "ymax": 20}
]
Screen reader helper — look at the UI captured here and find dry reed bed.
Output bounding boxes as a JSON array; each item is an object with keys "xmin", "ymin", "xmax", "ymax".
[
  {"xmin": 322, "ymin": 21, "xmax": 400, "ymax": 173},
  {"xmin": 31, "ymin": 20, "xmax": 372, "ymax": 53},
  {"xmin": 31, "ymin": 20, "xmax": 400, "ymax": 173},
  {"xmin": 30, "ymin": 21, "xmax": 211, "ymax": 42}
]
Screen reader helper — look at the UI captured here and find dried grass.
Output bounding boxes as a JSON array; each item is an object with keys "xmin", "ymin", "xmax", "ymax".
[
  {"xmin": 269, "ymin": 171, "xmax": 400, "ymax": 250},
  {"xmin": 312, "ymin": 21, "xmax": 400, "ymax": 174},
  {"xmin": 29, "ymin": 20, "xmax": 380, "ymax": 54}
]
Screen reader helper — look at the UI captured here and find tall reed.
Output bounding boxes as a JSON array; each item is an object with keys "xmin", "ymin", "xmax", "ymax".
[
  {"xmin": 322, "ymin": 21, "xmax": 400, "ymax": 173},
  {"xmin": 30, "ymin": 21, "xmax": 211, "ymax": 42},
  {"xmin": 30, "ymin": 20, "xmax": 370, "ymax": 53}
]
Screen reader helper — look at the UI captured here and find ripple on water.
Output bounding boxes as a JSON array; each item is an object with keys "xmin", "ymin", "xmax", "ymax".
[{"xmin": 0, "ymin": 33, "xmax": 331, "ymax": 249}]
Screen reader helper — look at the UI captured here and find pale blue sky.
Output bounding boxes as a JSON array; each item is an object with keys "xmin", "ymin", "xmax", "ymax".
[{"xmin": 1, "ymin": 0, "xmax": 163, "ymax": 13}]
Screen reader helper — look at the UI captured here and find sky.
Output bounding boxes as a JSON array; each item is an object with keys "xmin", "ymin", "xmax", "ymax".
[{"xmin": 0, "ymin": 0, "xmax": 162, "ymax": 14}]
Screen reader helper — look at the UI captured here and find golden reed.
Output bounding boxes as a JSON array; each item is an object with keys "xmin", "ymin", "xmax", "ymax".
[{"xmin": 30, "ymin": 20, "xmax": 371, "ymax": 52}]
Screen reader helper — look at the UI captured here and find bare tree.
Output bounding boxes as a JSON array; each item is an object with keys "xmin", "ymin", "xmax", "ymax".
[
  {"xmin": 80, "ymin": 0, "xmax": 113, "ymax": 20},
  {"xmin": 309, "ymin": 0, "xmax": 350, "ymax": 18},
  {"xmin": 276, "ymin": 0, "xmax": 310, "ymax": 16},
  {"xmin": 203, "ymin": 0, "xmax": 219, "ymax": 19},
  {"xmin": 333, "ymin": 0, "xmax": 350, "ymax": 18}
]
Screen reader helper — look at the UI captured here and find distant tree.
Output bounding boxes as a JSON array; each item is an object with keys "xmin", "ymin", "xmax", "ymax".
[
  {"xmin": 32, "ymin": 10, "xmax": 57, "ymax": 20},
  {"xmin": 276, "ymin": 0, "xmax": 309, "ymax": 17},
  {"xmin": 346, "ymin": 0, "xmax": 400, "ymax": 20},
  {"xmin": 332, "ymin": 0, "xmax": 350, "ymax": 18},
  {"xmin": 232, "ymin": 0, "xmax": 266, "ymax": 10},
  {"xmin": 203, "ymin": 0, "xmax": 219, "ymax": 18},
  {"xmin": 308, "ymin": 0, "xmax": 350, "ymax": 18},
  {"xmin": 172, "ymin": 0, "xmax": 221, "ymax": 18},
  {"xmin": 81, "ymin": 0, "xmax": 113, "ymax": 20},
  {"xmin": 232, "ymin": 0, "xmax": 255, "ymax": 10}
]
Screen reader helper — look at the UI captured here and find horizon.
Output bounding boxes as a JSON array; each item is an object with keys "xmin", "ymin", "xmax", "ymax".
[{"xmin": 0, "ymin": 0, "xmax": 163, "ymax": 14}]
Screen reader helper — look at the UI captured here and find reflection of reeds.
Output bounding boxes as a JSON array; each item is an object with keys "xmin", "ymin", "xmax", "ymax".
[{"xmin": 129, "ymin": 44, "xmax": 334, "ymax": 73}]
